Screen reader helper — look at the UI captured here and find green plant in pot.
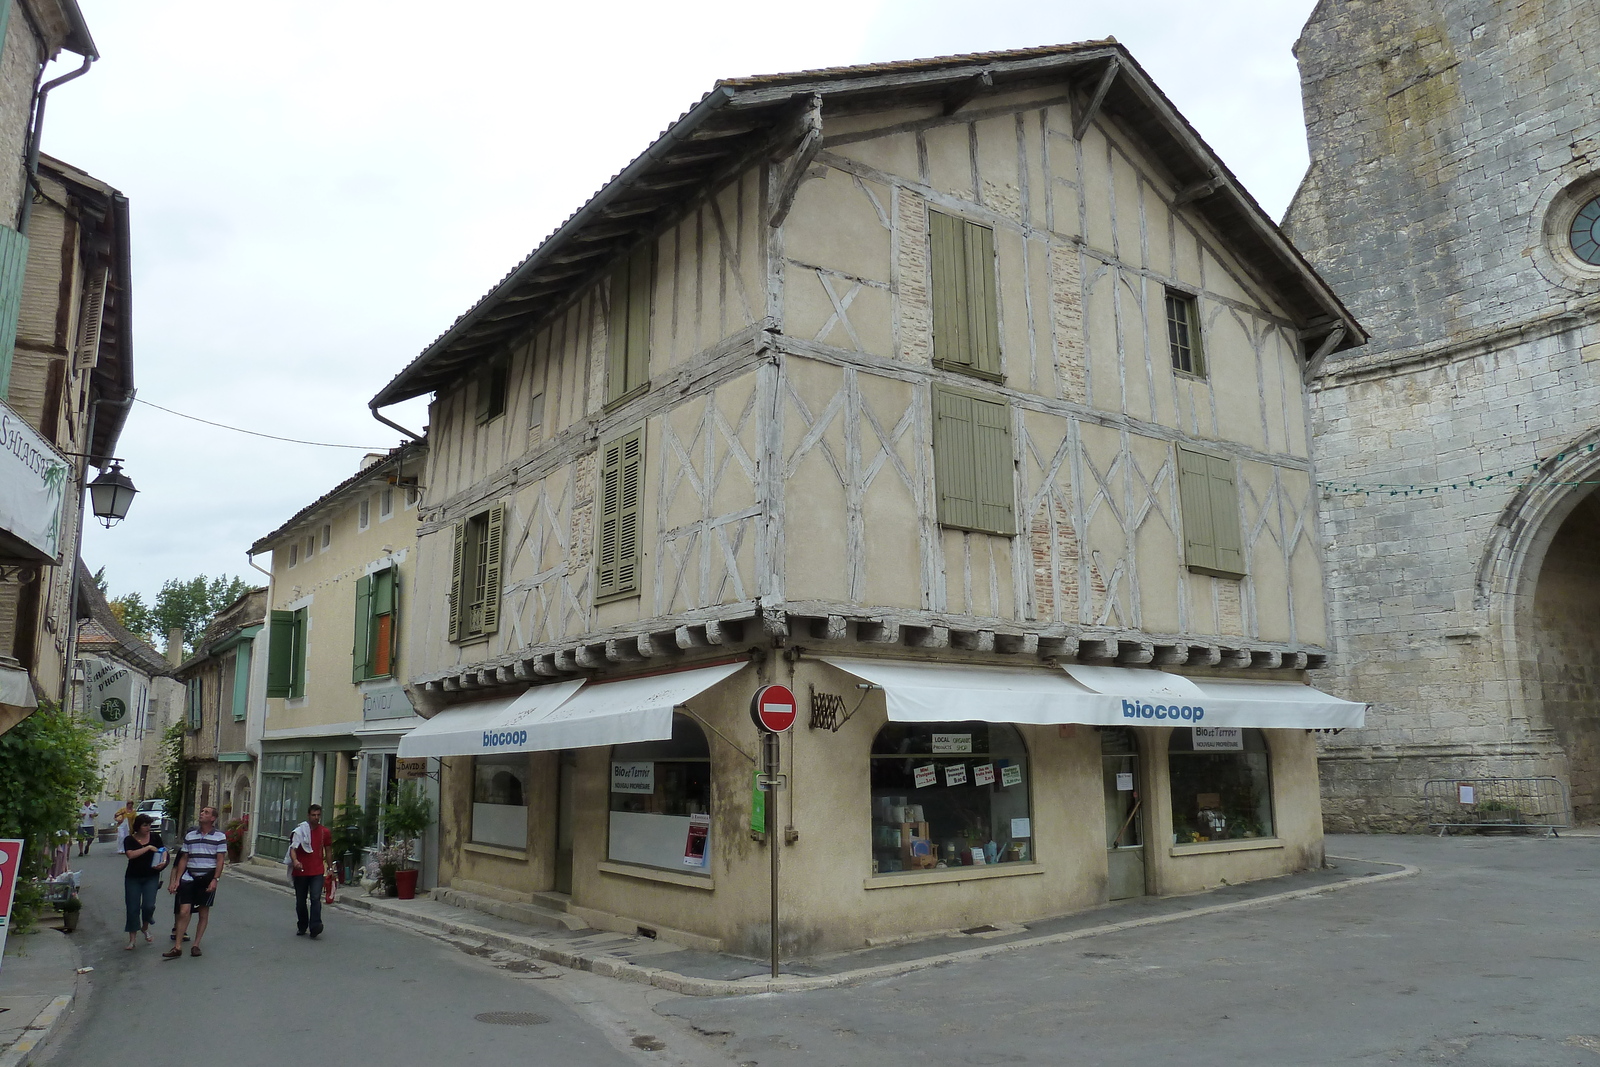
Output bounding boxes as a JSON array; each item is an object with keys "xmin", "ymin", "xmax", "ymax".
[
  {"xmin": 330, "ymin": 801, "xmax": 371, "ymax": 886},
  {"xmin": 59, "ymin": 894, "xmax": 82, "ymax": 932},
  {"xmin": 379, "ymin": 783, "xmax": 433, "ymax": 899}
]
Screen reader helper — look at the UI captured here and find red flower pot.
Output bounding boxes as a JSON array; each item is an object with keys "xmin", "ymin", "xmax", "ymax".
[{"xmin": 394, "ymin": 868, "xmax": 419, "ymax": 900}]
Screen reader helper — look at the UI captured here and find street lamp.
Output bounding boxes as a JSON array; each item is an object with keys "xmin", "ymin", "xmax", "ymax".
[{"xmin": 87, "ymin": 461, "xmax": 137, "ymax": 527}]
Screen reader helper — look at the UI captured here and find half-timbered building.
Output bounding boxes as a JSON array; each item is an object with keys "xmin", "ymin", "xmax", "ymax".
[{"xmin": 378, "ymin": 42, "xmax": 1368, "ymax": 957}]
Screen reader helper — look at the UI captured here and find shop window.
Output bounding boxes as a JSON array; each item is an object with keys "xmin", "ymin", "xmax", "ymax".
[
  {"xmin": 257, "ymin": 752, "xmax": 308, "ymax": 856},
  {"xmin": 869, "ymin": 721, "xmax": 1032, "ymax": 874},
  {"xmin": 472, "ymin": 754, "xmax": 528, "ymax": 850},
  {"xmin": 353, "ymin": 566, "xmax": 399, "ymax": 680},
  {"xmin": 608, "ymin": 714, "xmax": 711, "ymax": 874},
  {"xmin": 1167, "ymin": 727, "xmax": 1274, "ymax": 843},
  {"xmin": 448, "ymin": 504, "xmax": 503, "ymax": 642}
]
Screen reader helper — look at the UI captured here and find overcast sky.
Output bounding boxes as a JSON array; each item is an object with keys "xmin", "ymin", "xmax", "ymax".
[{"xmin": 57, "ymin": 0, "xmax": 1320, "ymax": 605}]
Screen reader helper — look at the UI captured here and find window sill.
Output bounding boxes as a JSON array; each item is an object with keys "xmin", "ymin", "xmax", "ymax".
[
  {"xmin": 1172, "ymin": 368, "xmax": 1209, "ymax": 383},
  {"xmin": 463, "ymin": 842, "xmax": 527, "ymax": 860},
  {"xmin": 1186, "ymin": 565, "xmax": 1247, "ymax": 581},
  {"xmin": 595, "ymin": 589, "xmax": 641, "ymax": 607},
  {"xmin": 864, "ymin": 862, "xmax": 1043, "ymax": 891},
  {"xmin": 1168, "ymin": 838, "xmax": 1282, "ymax": 858},
  {"xmin": 932, "ymin": 359, "xmax": 1005, "ymax": 384},
  {"xmin": 603, "ymin": 383, "xmax": 651, "ymax": 413},
  {"xmin": 597, "ymin": 860, "xmax": 713, "ymax": 890},
  {"xmin": 452, "ymin": 633, "xmax": 491, "ymax": 647}
]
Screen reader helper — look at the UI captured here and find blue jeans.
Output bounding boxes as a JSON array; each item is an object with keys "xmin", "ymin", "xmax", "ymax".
[
  {"xmin": 293, "ymin": 874, "xmax": 324, "ymax": 933},
  {"xmin": 124, "ymin": 875, "xmax": 159, "ymax": 933}
]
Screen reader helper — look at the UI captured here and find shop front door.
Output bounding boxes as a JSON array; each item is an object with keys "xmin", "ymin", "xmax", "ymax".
[
  {"xmin": 1102, "ymin": 727, "xmax": 1146, "ymax": 900},
  {"xmin": 554, "ymin": 750, "xmax": 576, "ymax": 895}
]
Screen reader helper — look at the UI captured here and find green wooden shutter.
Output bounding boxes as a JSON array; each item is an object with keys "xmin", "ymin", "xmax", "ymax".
[
  {"xmin": 596, "ymin": 438, "xmax": 623, "ymax": 595},
  {"xmin": 480, "ymin": 505, "xmax": 504, "ymax": 634},
  {"xmin": 0, "ymin": 226, "xmax": 30, "ymax": 398},
  {"xmin": 930, "ymin": 211, "xmax": 970, "ymax": 370},
  {"xmin": 615, "ymin": 431, "xmax": 644, "ymax": 594},
  {"xmin": 967, "ymin": 221, "xmax": 1000, "ymax": 377},
  {"xmin": 606, "ymin": 264, "xmax": 630, "ymax": 403},
  {"xmin": 626, "ymin": 245, "xmax": 652, "ymax": 395},
  {"xmin": 385, "ymin": 566, "xmax": 400, "ymax": 671},
  {"xmin": 352, "ymin": 573, "xmax": 373, "ymax": 682},
  {"xmin": 930, "ymin": 212, "xmax": 1000, "ymax": 380},
  {"xmin": 933, "ymin": 388, "xmax": 978, "ymax": 530},
  {"xmin": 596, "ymin": 430, "xmax": 644, "ymax": 598},
  {"xmin": 1187, "ymin": 298, "xmax": 1207, "ymax": 378},
  {"xmin": 291, "ymin": 608, "xmax": 308, "ymax": 699},
  {"xmin": 447, "ymin": 521, "xmax": 466, "ymax": 642},
  {"xmin": 186, "ymin": 679, "xmax": 202, "ymax": 729},
  {"xmin": 1178, "ymin": 446, "xmax": 1218, "ymax": 573},
  {"xmin": 971, "ymin": 395, "xmax": 1015, "ymax": 535},
  {"xmin": 1206, "ymin": 454, "xmax": 1244, "ymax": 575},
  {"xmin": 232, "ymin": 643, "xmax": 252, "ymax": 721},
  {"xmin": 267, "ymin": 610, "xmax": 296, "ymax": 697}
]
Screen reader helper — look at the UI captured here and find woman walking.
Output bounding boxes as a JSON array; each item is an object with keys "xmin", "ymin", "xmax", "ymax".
[{"xmin": 121, "ymin": 814, "xmax": 166, "ymax": 949}]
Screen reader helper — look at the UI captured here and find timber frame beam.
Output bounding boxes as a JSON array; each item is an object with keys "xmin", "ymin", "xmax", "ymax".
[
  {"xmin": 1072, "ymin": 57, "xmax": 1119, "ymax": 140},
  {"xmin": 769, "ymin": 93, "xmax": 824, "ymax": 228}
]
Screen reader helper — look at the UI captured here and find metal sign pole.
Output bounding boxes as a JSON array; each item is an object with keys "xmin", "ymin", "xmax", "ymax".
[{"xmin": 766, "ymin": 730, "xmax": 780, "ymax": 978}]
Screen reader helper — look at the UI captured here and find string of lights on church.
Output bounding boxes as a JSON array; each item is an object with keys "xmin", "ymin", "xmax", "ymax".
[{"xmin": 1318, "ymin": 442, "xmax": 1600, "ymax": 497}]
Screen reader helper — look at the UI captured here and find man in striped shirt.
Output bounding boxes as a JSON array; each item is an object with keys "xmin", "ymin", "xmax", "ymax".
[{"xmin": 164, "ymin": 806, "xmax": 226, "ymax": 958}]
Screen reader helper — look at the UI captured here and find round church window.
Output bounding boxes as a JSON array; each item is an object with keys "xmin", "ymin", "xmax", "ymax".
[{"xmin": 1570, "ymin": 196, "xmax": 1600, "ymax": 264}]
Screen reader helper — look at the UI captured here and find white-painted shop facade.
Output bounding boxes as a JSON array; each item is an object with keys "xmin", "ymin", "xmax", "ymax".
[{"xmin": 377, "ymin": 42, "xmax": 1369, "ymax": 957}]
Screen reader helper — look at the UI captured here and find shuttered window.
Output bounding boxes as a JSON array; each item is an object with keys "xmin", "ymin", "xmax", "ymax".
[
  {"xmin": 1177, "ymin": 446, "xmax": 1245, "ymax": 578},
  {"xmin": 930, "ymin": 210, "xmax": 1002, "ymax": 381},
  {"xmin": 353, "ymin": 566, "xmax": 399, "ymax": 681},
  {"xmin": 475, "ymin": 357, "xmax": 508, "ymax": 423},
  {"xmin": 932, "ymin": 387, "xmax": 1015, "ymax": 535},
  {"xmin": 231, "ymin": 643, "xmax": 252, "ymax": 721},
  {"xmin": 448, "ymin": 507, "xmax": 503, "ymax": 642},
  {"xmin": 1165, "ymin": 290, "xmax": 1206, "ymax": 377},
  {"xmin": 596, "ymin": 428, "xmax": 645, "ymax": 599},
  {"xmin": 0, "ymin": 225, "xmax": 28, "ymax": 398},
  {"xmin": 606, "ymin": 245, "xmax": 653, "ymax": 404},
  {"xmin": 266, "ymin": 609, "xmax": 308, "ymax": 699},
  {"xmin": 186, "ymin": 677, "xmax": 203, "ymax": 730}
]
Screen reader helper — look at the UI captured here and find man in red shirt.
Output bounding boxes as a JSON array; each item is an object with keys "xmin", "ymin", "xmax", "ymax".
[{"xmin": 290, "ymin": 804, "xmax": 334, "ymax": 939}]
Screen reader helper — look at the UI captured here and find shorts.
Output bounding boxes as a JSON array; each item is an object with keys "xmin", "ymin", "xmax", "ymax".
[
  {"xmin": 176, "ymin": 874, "xmax": 217, "ymax": 910},
  {"xmin": 77, "ymin": 825, "xmax": 94, "ymax": 841}
]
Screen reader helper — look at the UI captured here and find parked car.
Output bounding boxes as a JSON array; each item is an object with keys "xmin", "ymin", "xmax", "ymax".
[{"xmin": 136, "ymin": 799, "xmax": 173, "ymax": 837}]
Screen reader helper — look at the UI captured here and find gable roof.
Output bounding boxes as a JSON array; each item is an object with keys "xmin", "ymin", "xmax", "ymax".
[
  {"xmin": 249, "ymin": 441, "xmax": 425, "ymax": 555},
  {"xmin": 370, "ymin": 41, "xmax": 1364, "ymax": 409}
]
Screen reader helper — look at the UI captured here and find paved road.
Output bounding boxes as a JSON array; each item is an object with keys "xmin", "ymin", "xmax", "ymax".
[
  {"xmin": 44, "ymin": 850, "xmax": 671, "ymax": 1067},
  {"xmin": 660, "ymin": 834, "xmax": 1600, "ymax": 1066}
]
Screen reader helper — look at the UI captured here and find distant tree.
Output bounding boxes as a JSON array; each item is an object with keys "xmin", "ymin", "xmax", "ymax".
[
  {"xmin": 91, "ymin": 566, "xmax": 108, "ymax": 595},
  {"xmin": 100, "ymin": 573, "xmax": 250, "ymax": 651}
]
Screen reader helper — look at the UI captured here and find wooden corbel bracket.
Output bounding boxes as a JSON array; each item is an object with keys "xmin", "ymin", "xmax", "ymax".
[{"xmin": 769, "ymin": 92, "xmax": 823, "ymax": 229}]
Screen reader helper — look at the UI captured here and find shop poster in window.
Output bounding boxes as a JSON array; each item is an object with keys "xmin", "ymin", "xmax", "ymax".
[
  {"xmin": 944, "ymin": 763, "xmax": 968, "ymax": 787},
  {"xmin": 973, "ymin": 763, "xmax": 996, "ymax": 786},
  {"xmin": 913, "ymin": 764, "xmax": 938, "ymax": 789},
  {"xmin": 611, "ymin": 761, "xmax": 655, "ymax": 793},
  {"xmin": 1115, "ymin": 772, "xmax": 1135, "ymax": 791},
  {"xmin": 683, "ymin": 813, "xmax": 710, "ymax": 867},
  {"xmin": 931, "ymin": 733, "xmax": 972, "ymax": 754},
  {"xmin": 1000, "ymin": 764, "xmax": 1023, "ymax": 787},
  {"xmin": 1192, "ymin": 727, "xmax": 1243, "ymax": 751}
]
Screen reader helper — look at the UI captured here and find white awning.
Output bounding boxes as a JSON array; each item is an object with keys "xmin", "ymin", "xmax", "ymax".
[
  {"xmin": 822, "ymin": 658, "xmax": 1366, "ymax": 730},
  {"xmin": 397, "ymin": 662, "xmax": 747, "ymax": 757}
]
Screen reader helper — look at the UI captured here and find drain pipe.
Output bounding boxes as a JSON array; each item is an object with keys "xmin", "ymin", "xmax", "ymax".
[
  {"xmin": 18, "ymin": 54, "xmax": 94, "ymax": 236},
  {"xmin": 371, "ymin": 405, "xmax": 424, "ymax": 443}
]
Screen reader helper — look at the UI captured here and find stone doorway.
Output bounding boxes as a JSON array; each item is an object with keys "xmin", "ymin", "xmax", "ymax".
[{"xmin": 1530, "ymin": 490, "xmax": 1600, "ymax": 823}]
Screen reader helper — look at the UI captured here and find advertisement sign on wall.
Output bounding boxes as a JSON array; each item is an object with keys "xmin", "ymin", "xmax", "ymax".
[
  {"xmin": 0, "ymin": 839, "xmax": 24, "ymax": 971},
  {"xmin": 0, "ymin": 400, "xmax": 70, "ymax": 562}
]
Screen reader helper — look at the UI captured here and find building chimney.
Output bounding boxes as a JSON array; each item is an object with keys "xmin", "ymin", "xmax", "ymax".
[
  {"xmin": 166, "ymin": 628, "xmax": 185, "ymax": 667},
  {"xmin": 360, "ymin": 452, "xmax": 385, "ymax": 472}
]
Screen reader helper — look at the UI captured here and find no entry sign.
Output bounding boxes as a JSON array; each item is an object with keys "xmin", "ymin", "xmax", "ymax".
[{"xmin": 750, "ymin": 684, "xmax": 797, "ymax": 733}]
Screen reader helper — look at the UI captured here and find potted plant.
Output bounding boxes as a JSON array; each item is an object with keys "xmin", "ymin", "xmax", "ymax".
[
  {"xmin": 59, "ymin": 895, "xmax": 81, "ymax": 933},
  {"xmin": 379, "ymin": 783, "xmax": 433, "ymax": 899},
  {"xmin": 330, "ymin": 801, "xmax": 371, "ymax": 886},
  {"xmin": 370, "ymin": 838, "xmax": 410, "ymax": 897},
  {"xmin": 224, "ymin": 816, "xmax": 249, "ymax": 862}
]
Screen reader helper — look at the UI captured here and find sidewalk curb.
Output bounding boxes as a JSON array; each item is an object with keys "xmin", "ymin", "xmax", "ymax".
[
  {"xmin": 0, "ymin": 993, "xmax": 74, "ymax": 1067},
  {"xmin": 234, "ymin": 857, "xmax": 1418, "ymax": 997}
]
